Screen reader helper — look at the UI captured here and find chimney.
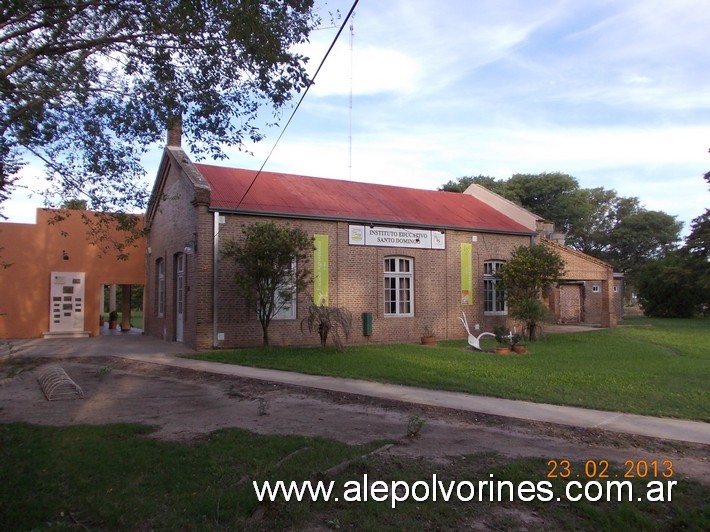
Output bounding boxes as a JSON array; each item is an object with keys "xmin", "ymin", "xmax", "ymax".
[{"xmin": 166, "ymin": 115, "xmax": 182, "ymax": 147}]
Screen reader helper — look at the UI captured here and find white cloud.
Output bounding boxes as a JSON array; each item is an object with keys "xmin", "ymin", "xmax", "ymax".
[
  {"xmin": 239, "ymin": 120, "xmax": 709, "ymax": 235},
  {"xmin": 308, "ymin": 43, "xmax": 420, "ymax": 97},
  {"xmin": 1, "ymin": 163, "xmax": 49, "ymax": 222},
  {"xmin": 3, "ymin": 0, "xmax": 709, "ymax": 238},
  {"xmin": 533, "ymin": 0, "xmax": 710, "ymax": 111}
]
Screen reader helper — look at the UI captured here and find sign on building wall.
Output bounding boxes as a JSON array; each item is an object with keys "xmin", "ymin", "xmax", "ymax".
[
  {"xmin": 313, "ymin": 234, "xmax": 329, "ymax": 306},
  {"xmin": 49, "ymin": 272, "xmax": 85, "ymax": 332},
  {"xmin": 460, "ymin": 243, "xmax": 473, "ymax": 305},
  {"xmin": 348, "ymin": 225, "xmax": 446, "ymax": 250}
]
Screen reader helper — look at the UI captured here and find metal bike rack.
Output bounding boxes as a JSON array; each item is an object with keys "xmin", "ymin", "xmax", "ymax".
[{"xmin": 37, "ymin": 366, "xmax": 84, "ymax": 401}]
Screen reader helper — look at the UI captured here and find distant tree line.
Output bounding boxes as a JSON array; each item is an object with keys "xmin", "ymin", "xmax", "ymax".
[
  {"xmin": 637, "ymin": 170, "xmax": 709, "ymax": 317},
  {"xmin": 441, "ymin": 169, "xmax": 709, "ymax": 317}
]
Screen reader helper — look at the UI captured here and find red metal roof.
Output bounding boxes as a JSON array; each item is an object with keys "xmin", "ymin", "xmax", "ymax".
[{"xmin": 194, "ymin": 163, "xmax": 533, "ymax": 234}]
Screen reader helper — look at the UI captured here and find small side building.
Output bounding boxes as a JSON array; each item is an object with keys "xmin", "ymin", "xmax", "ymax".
[
  {"xmin": 464, "ymin": 184, "xmax": 621, "ymax": 327},
  {"xmin": 539, "ymin": 238, "xmax": 621, "ymax": 327},
  {"xmin": 0, "ymin": 209, "xmax": 145, "ymax": 339}
]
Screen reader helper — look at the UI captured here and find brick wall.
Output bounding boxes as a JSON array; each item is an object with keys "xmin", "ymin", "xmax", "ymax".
[
  {"xmin": 542, "ymin": 239, "xmax": 618, "ymax": 327},
  {"xmin": 145, "ymin": 169, "xmax": 625, "ymax": 348},
  {"xmin": 209, "ymin": 215, "xmax": 530, "ymax": 348},
  {"xmin": 145, "ymin": 151, "xmax": 211, "ymax": 348},
  {"xmin": 145, "ymin": 150, "xmax": 535, "ymax": 349}
]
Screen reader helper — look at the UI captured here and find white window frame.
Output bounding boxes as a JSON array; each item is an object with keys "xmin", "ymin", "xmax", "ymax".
[
  {"xmin": 384, "ymin": 256, "xmax": 414, "ymax": 316},
  {"xmin": 272, "ymin": 259, "xmax": 297, "ymax": 320},
  {"xmin": 592, "ymin": 284, "xmax": 600, "ymax": 293},
  {"xmin": 484, "ymin": 260, "xmax": 507, "ymax": 315},
  {"xmin": 176, "ymin": 253, "xmax": 185, "ymax": 317},
  {"xmin": 157, "ymin": 258, "xmax": 165, "ymax": 317}
]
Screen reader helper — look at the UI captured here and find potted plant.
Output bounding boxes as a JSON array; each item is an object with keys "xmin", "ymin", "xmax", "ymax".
[
  {"xmin": 99, "ymin": 314, "xmax": 105, "ymax": 327},
  {"xmin": 108, "ymin": 310, "xmax": 118, "ymax": 330},
  {"xmin": 493, "ymin": 325, "xmax": 512, "ymax": 354},
  {"xmin": 511, "ymin": 333, "xmax": 527, "ymax": 354},
  {"xmin": 421, "ymin": 326, "xmax": 437, "ymax": 346}
]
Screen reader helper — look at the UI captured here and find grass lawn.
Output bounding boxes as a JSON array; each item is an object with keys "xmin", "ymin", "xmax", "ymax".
[
  {"xmin": 123, "ymin": 309, "xmax": 143, "ymax": 329},
  {"xmin": 2, "ymin": 424, "xmax": 707, "ymax": 530},
  {"xmin": 190, "ymin": 317, "xmax": 710, "ymax": 421},
  {"xmin": 102, "ymin": 311, "xmax": 143, "ymax": 329},
  {"xmin": 0, "ymin": 424, "xmax": 383, "ymax": 530}
]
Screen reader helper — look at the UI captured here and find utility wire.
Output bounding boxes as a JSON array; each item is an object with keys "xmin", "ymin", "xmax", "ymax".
[{"xmin": 236, "ymin": 0, "xmax": 361, "ymax": 209}]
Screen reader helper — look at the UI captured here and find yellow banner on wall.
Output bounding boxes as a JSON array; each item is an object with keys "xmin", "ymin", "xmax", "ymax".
[
  {"xmin": 313, "ymin": 234, "xmax": 329, "ymax": 306},
  {"xmin": 461, "ymin": 242, "xmax": 472, "ymax": 305}
]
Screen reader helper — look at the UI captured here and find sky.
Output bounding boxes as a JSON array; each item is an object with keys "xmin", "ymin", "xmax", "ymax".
[{"xmin": 5, "ymin": 0, "xmax": 710, "ymax": 236}]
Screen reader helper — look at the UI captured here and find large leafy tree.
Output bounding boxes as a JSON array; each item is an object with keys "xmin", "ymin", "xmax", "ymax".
[
  {"xmin": 0, "ymin": 0, "xmax": 318, "ymax": 216},
  {"xmin": 637, "ymin": 254, "xmax": 708, "ymax": 318},
  {"xmin": 498, "ymin": 244, "xmax": 565, "ymax": 340},
  {"xmin": 222, "ymin": 221, "xmax": 313, "ymax": 346},
  {"xmin": 683, "ymin": 170, "xmax": 710, "ymax": 259},
  {"xmin": 443, "ymin": 172, "xmax": 683, "ymax": 287},
  {"xmin": 567, "ymin": 188, "xmax": 641, "ymax": 256},
  {"xmin": 567, "ymin": 192, "xmax": 681, "ymax": 287},
  {"xmin": 443, "ymin": 172, "xmax": 604, "ymax": 239},
  {"xmin": 605, "ymin": 210, "xmax": 683, "ymax": 285},
  {"xmin": 438, "ymin": 175, "xmax": 502, "ymax": 194},
  {"xmin": 684, "ymin": 209, "xmax": 710, "ymax": 259},
  {"xmin": 503, "ymin": 172, "xmax": 589, "ymax": 236},
  {"xmin": 632, "ymin": 164, "xmax": 709, "ymax": 317},
  {"xmin": 682, "ymin": 168, "xmax": 710, "ymax": 312}
]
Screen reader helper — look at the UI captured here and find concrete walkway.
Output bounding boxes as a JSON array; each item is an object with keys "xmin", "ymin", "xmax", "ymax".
[{"xmin": 6, "ymin": 335, "xmax": 710, "ymax": 446}]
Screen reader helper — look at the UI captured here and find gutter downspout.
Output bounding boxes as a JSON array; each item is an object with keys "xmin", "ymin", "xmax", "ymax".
[{"xmin": 213, "ymin": 211, "xmax": 220, "ymax": 347}]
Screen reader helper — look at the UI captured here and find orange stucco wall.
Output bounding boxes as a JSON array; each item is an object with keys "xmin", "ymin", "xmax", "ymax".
[{"xmin": 0, "ymin": 209, "xmax": 145, "ymax": 339}]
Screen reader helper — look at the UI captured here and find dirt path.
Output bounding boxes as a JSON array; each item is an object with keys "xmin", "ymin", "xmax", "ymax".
[{"xmin": 1, "ymin": 357, "xmax": 708, "ymax": 484}]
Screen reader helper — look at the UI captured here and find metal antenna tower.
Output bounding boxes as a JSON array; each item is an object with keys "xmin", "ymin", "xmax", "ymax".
[{"xmin": 349, "ymin": 13, "xmax": 355, "ymax": 178}]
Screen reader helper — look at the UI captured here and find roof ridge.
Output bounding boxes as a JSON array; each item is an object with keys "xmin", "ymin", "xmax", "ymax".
[
  {"xmin": 192, "ymin": 162, "xmax": 476, "ymax": 198},
  {"xmin": 192, "ymin": 162, "xmax": 536, "ymax": 235},
  {"xmin": 540, "ymin": 238, "xmax": 613, "ymax": 269}
]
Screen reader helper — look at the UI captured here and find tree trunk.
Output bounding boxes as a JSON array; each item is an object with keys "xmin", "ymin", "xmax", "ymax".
[
  {"xmin": 319, "ymin": 322, "xmax": 329, "ymax": 347},
  {"xmin": 261, "ymin": 320, "xmax": 270, "ymax": 347},
  {"xmin": 527, "ymin": 321, "xmax": 537, "ymax": 341}
]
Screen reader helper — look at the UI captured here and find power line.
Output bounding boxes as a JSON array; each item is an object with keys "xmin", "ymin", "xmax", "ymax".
[{"xmin": 236, "ymin": 0, "xmax": 361, "ymax": 209}]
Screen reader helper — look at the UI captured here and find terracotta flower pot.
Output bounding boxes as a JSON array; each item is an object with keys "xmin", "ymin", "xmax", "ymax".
[
  {"xmin": 512, "ymin": 345, "xmax": 527, "ymax": 354},
  {"xmin": 421, "ymin": 335, "xmax": 437, "ymax": 346},
  {"xmin": 495, "ymin": 346, "xmax": 511, "ymax": 354}
]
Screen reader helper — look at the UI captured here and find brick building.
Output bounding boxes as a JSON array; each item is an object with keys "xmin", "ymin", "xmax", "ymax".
[
  {"xmin": 144, "ymin": 146, "xmax": 538, "ymax": 350},
  {"xmin": 465, "ymin": 184, "xmax": 622, "ymax": 326},
  {"xmin": 541, "ymin": 239, "xmax": 622, "ymax": 326}
]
